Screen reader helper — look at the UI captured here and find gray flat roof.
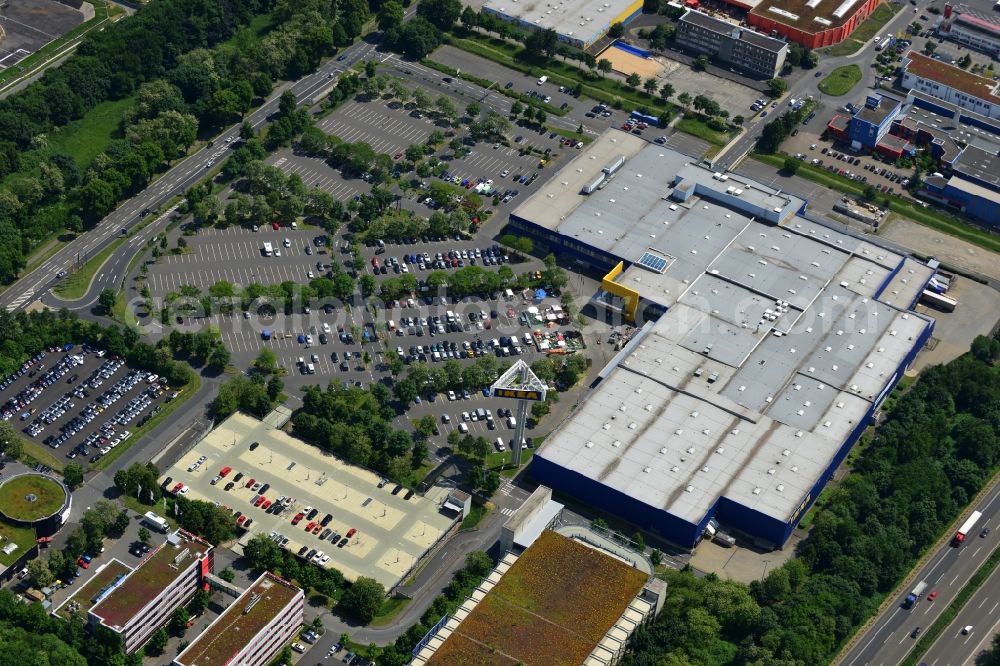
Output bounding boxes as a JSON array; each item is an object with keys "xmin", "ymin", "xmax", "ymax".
[
  {"xmin": 483, "ymin": 0, "xmax": 639, "ymax": 42},
  {"xmin": 529, "ymin": 145, "xmax": 935, "ymax": 527},
  {"xmin": 952, "ymin": 145, "xmax": 1000, "ymax": 189}
]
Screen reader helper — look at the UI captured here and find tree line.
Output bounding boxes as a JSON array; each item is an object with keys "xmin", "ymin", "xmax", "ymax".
[
  {"xmin": 621, "ymin": 336, "xmax": 1000, "ymax": 665},
  {"xmin": 0, "ymin": 0, "xmax": 382, "ymax": 285}
]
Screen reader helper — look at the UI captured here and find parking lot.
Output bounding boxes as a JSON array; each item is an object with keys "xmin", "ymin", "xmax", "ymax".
[
  {"xmin": 0, "ymin": 344, "xmax": 172, "ymax": 469},
  {"xmin": 160, "ymin": 413, "xmax": 456, "ymax": 588}
]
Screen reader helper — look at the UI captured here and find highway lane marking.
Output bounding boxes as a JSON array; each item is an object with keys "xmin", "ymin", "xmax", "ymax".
[{"xmin": 951, "ymin": 573, "xmax": 961, "ymax": 586}]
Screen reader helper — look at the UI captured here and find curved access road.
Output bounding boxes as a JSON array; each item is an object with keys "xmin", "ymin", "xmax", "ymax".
[{"xmin": 0, "ymin": 38, "xmax": 379, "ymax": 314}]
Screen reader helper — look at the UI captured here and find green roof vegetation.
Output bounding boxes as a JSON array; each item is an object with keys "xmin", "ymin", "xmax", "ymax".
[{"xmin": 0, "ymin": 474, "xmax": 68, "ymax": 522}]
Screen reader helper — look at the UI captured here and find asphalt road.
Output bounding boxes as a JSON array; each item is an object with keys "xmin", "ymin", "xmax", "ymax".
[
  {"xmin": 920, "ymin": 560, "xmax": 1000, "ymax": 666},
  {"xmin": 839, "ymin": 479, "xmax": 1000, "ymax": 666},
  {"xmin": 1, "ymin": 36, "xmax": 383, "ymax": 314}
]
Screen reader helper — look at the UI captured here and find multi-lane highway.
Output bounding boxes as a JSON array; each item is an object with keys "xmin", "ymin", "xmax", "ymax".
[
  {"xmin": 0, "ymin": 38, "xmax": 381, "ymax": 314},
  {"xmin": 920, "ymin": 560, "xmax": 1000, "ymax": 666},
  {"xmin": 839, "ymin": 481, "xmax": 1000, "ymax": 666}
]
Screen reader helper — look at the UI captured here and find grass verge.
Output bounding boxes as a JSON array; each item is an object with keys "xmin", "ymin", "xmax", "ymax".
[
  {"xmin": 818, "ymin": 65, "xmax": 863, "ymax": 96},
  {"xmin": 93, "ymin": 373, "xmax": 201, "ymax": 472},
  {"xmin": 422, "ymin": 57, "xmax": 567, "ymax": 117},
  {"xmin": 0, "ymin": 522, "xmax": 38, "ymax": 567},
  {"xmin": 675, "ymin": 117, "xmax": 734, "ymax": 147},
  {"xmin": 369, "ymin": 595, "xmax": 412, "ymax": 628},
  {"xmin": 54, "ymin": 238, "xmax": 125, "ymax": 300},
  {"xmin": 902, "ymin": 544, "xmax": 1000, "ymax": 666},
  {"xmin": 19, "ymin": 438, "xmax": 65, "ymax": 474},
  {"xmin": 751, "ymin": 153, "xmax": 1000, "ymax": 254},
  {"xmin": 459, "ymin": 502, "xmax": 491, "ymax": 531},
  {"xmin": 826, "ymin": 2, "xmax": 900, "ymax": 56}
]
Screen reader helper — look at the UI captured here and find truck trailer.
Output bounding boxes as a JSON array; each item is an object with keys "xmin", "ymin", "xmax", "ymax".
[
  {"xmin": 904, "ymin": 581, "xmax": 928, "ymax": 608},
  {"xmin": 954, "ymin": 510, "xmax": 983, "ymax": 545}
]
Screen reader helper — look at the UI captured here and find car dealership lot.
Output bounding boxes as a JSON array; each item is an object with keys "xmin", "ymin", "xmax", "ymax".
[
  {"xmin": 160, "ymin": 413, "xmax": 456, "ymax": 588},
  {"xmin": 0, "ymin": 345, "xmax": 171, "ymax": 469}
]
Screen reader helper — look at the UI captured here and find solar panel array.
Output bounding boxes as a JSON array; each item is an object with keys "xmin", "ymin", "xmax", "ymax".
[{"xmin": 637, "ymin": 251, "xmax": 668, "ymax": 273}]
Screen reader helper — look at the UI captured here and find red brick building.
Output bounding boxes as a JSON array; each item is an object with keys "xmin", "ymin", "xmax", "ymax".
[{"xmin": 748, "ymin": 0, "xmax": 882, "ymax": 48}]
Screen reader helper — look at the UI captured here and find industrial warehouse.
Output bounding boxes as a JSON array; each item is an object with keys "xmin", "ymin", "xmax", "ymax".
[{"xmin": 512, "ymin": 133, "xmax": 937, "ymax": 549}]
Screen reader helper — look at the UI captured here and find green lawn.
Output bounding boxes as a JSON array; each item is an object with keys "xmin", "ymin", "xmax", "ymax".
[
  {"xmin": 45, "ymin": 96, "xmax": 136, "ymax": 169},
  {"xmin": 818, "ymin": 65, "xmax": 863, "ymax": 96},
  {"xmin": 752, "ymin": 153, "xmax": 1000, "ymax": 254},
  {"xmin": 459, "ymin": 503, "xmax": 491, "ymax": 530},
  {"xmin": 0, "ymin": 475, "xmax": 67, "ymax": 521},
  {"xmin": 675, "ymin": 117, "xmax": 734, "ymax": 147},
  {"xmin": 54, "ymin": 238, "xmax": 124, "ymax": 300},
  {"xmin": 827, "ymin": 2, "xmax": 900, "ymax": 56},
  {"xmin": 369, "ymin": 596, "xmax": 412, "ymax": 627},
  {"xmin": 0, "ymin": 522, "xmax": 37, "ymax": 567}
]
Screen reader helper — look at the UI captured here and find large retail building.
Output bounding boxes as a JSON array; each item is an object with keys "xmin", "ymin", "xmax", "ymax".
[{"xmin": 510, "ymin": 133, "xmax": 937, "ymax": 549}]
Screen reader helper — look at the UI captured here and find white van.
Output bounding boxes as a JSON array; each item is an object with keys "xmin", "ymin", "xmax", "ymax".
[
  {"xmin": 507, "ymin": 416, "xmax": 517, "ymax": 428},
  {"xmin": 523, "ymin": 332, "xmax": 533, "ymax": 345},
  {"xmin": 537, "ymin": 75, "xmax": 547, "ymax": 85},
  {"xmin": 495, "ymin": 437, "xmax": 506, "ymax": 451},
  {"xmin": 459, "ymin": 423, "xmax": 469, "ymax": 434}
]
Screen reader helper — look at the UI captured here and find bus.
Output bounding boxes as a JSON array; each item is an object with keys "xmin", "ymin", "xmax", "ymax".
[{"xmin": 262, "ymin": 241, "xmax": 273, "ymax": 257}]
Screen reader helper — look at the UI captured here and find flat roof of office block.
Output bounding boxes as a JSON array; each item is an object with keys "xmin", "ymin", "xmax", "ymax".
[
  {"xmin": 175, "ymin": 572, "xmax": 302, "ymax": 666},
  {"xmin": 483, "ymin": 0, "xmax": 640, "ymax": 42},
  {"xmin": 90, "ymin": 530, "xmax": 212, "ymax": 630},
  {"xmin": 518, "ymin": 137, "xmax": 934, "ymax": 527}
]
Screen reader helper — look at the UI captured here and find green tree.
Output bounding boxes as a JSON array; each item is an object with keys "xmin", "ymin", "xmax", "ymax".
[
  {"xmin": 27, "ymin": 557, "xmax": 54, "ymax": 587},
  {"xmin": 138, "ymin": 527, "xmax": 151, "ymax": 545},
  {"xmin": 608, "ymin": 22, "xmax": 625, "ymax": 38},
  {"xmin": 767, "ymin": 78, "xmax": 788, "ymax": 96},
  {"xmin": 339, "ymin": 576, "xmax": 386, "ymax": 624},
  {"xmin": 98, "ymin": 288, "xmax": 117, "ymax": 313},
  {"xmin": 170, "ymin": 606, "xmax": 190, "ymax": 636},
  {"xmin": 63, "ymin": 462, "xmax": 84, "ymax": 489},
  {"xmin": 146, "ymin": 627, "xmax": 169, "ymax": 655},
  {"xmin": 465, "ymin": 101, "xmax": 480, "ymax": 119},
  {"xmin": 219, "ymin": 568, "xmax": 236, "ymax": 583},
  {"xmin": 783, "ymin": 156, "xmax": 801, "ymax": 175},
  {"xmin": 597, "ymin": 59, "xmax": 613, "ymax": 77},
  {"xmin": 626, "ymin": 72, "xmax": 641, "ymax": 89},
  {"xmin": 693, "ymin": 54, "xmax": 710, "ymax": 70}
]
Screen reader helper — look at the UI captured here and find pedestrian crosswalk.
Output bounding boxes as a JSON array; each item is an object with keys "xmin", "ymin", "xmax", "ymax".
[
  {"xmin": 499, "ymin": 506, "xmax": 515, "ymax": 516},
  {"xmin": 498, "ymin": 479, "xmax": 515, "ymax": 496},
  {"xmin": 6, "ymin": 289, "xmax": 34, "ymax": 312}
]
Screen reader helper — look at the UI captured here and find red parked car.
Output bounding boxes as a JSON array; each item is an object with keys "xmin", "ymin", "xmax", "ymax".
[
  {"xmin": 305, "ymin": 521, "xmax": 316, "ymax": 531},
  {"xmin": 291, "ymin": 512, "xmax": 305, "ymax": 525},
  {"xmin": 245, "ymin": 478, "xmax": 255, "ymax": 488},
  {"xmin": 346, "ymin": 528, "xmax": 357, "ymax": 538},
  {"xmin": 219, "ymin": 466, "xmax": 232, "ymax": 477}
]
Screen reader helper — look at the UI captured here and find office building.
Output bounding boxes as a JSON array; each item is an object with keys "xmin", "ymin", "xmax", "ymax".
[
  {"xmin": 88, "ymin": 530, "xmax": 213, "ymax": 654},
  {"xmin": 174, "ymin": 572, "xmax": 304, "ymax": 666},
  {"xmin": 676, "ymin": 9, "xmax": 788, "ymax": 78},
  {"xmin": 825, "ymin": 93, "xmax": 903, "ymax": 153},
  {"xmin": 508, "ymin": 133, "xmax": 937, "ymax": 549},
  {"xmin": 922, "ymin": 144, "xmax": 1000, "ymax": 226},
  {"xmin": 939, "ymin": 4, "xmax": 1000, "ymax": 57},
  {"xmin": 901, "ymin": 51, "xmax": 1000, "ymax": 120}
]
